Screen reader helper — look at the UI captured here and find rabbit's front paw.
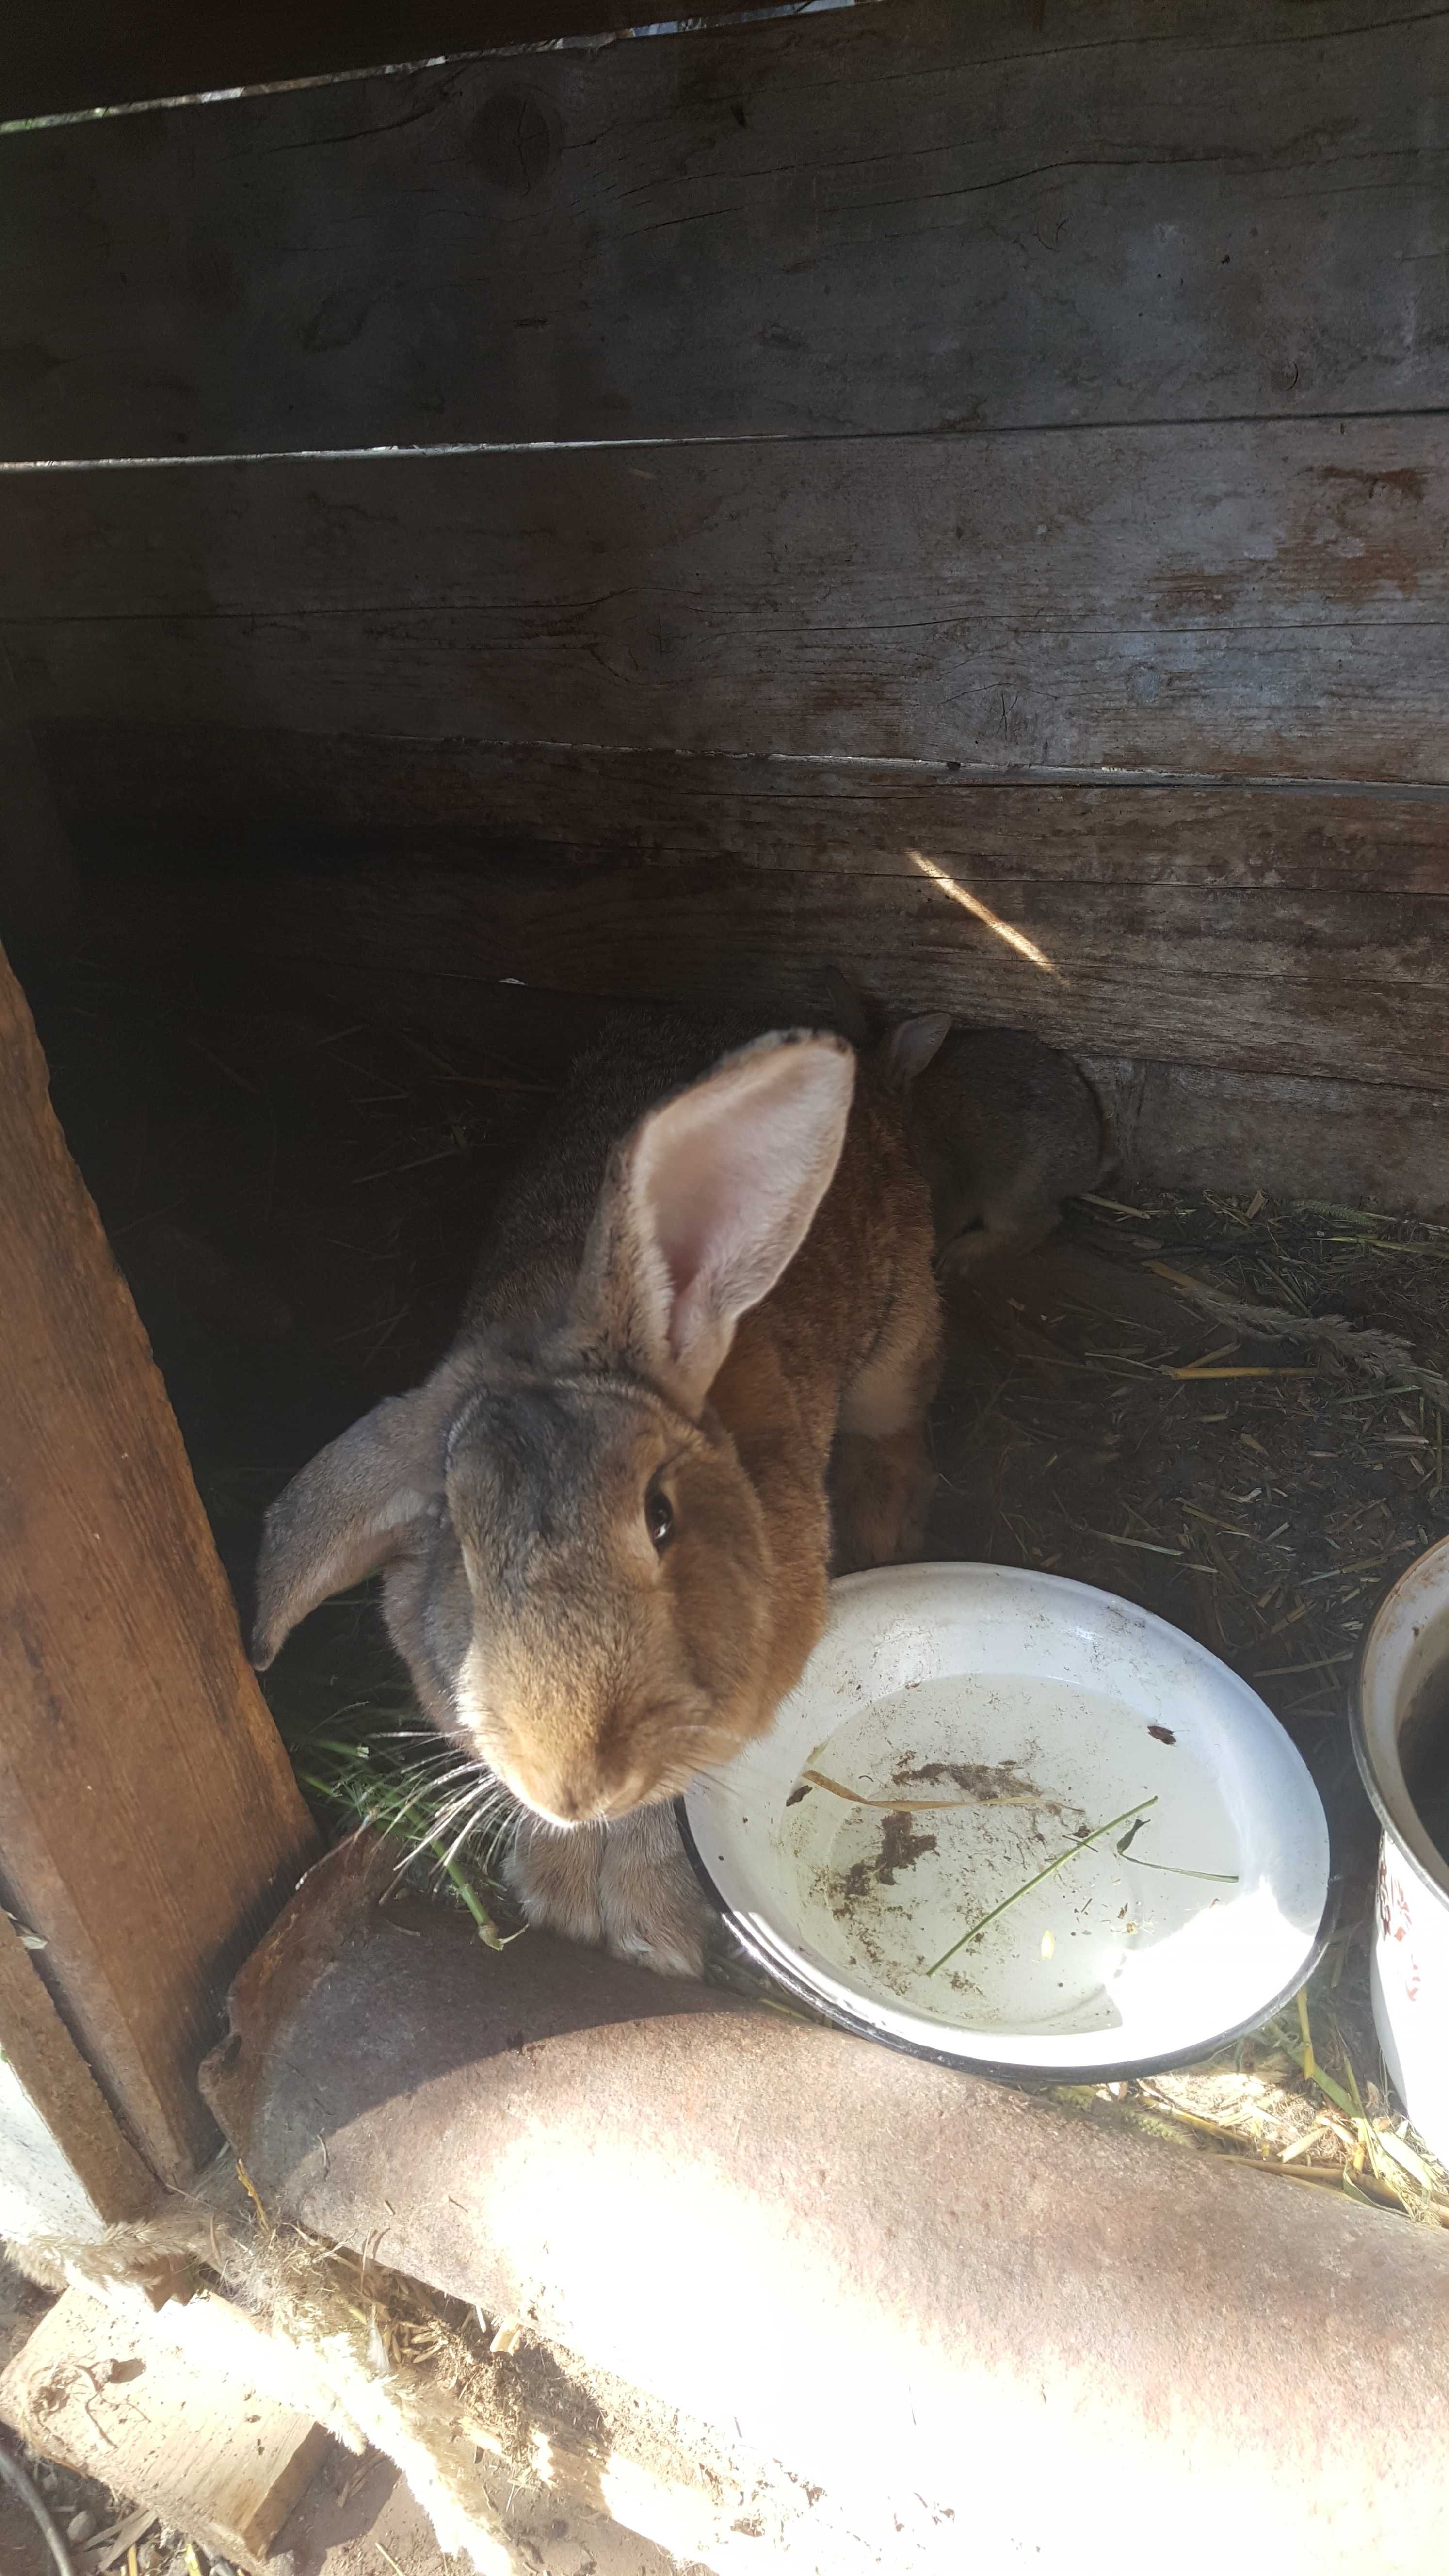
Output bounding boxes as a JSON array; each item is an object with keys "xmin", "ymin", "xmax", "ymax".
[
  {"xmin": 510, "ymin": 1816, "xmax": 606, "ymax": 1948},
  {"xmin": 600, "ymin": 1805, "xmax": 709, "ymax": 1980},
  {"xmin": 510, "ymin": 1807, "xmax": 708, "ymax": 1979}
]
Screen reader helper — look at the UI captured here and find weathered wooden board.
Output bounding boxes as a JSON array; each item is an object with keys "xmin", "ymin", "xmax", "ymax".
[
  {"xmin": 0, "ymin": 2286, "xmax": 329, "ymax": 2570},
  {"xmin": 0, "ymin": 1904, "xmax": 158, "ymax": 2229},
  {"xmin": 0, "ymin": 934, "xmax": 319, "ymax": 2185},
  {"xmin": 0, "ymin": 0, "xmax": 749, "ymax": 123},
  {"xmin": 42, "ymin": 726, "xmax": 1449, "ymax": 893},
  {"xmin": 1, "ymin": 0, "xmax": 1444, "ymax": 460},
  {"xmin": 80, "ymin": 851, "xmax": 1449, "ymax": 1091},
  {"xmin": 1087, "ymin": 1058, "xmax": 1449, "ymax": 1220},
  {"xmin": 6, "ymin": 417, "xmax": 1449, "ymax": 779}
]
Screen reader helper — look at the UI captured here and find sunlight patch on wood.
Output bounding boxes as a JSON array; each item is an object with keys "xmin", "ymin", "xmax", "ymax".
[{"xmin": 906, "ymin": 849, "xmax": 1061, "ymax": 977}]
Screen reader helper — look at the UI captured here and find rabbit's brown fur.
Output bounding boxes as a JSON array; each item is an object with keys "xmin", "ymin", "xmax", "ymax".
[{"xmin": 254, "ymin": 1009, "xmax": 939, "ymax": 1977}]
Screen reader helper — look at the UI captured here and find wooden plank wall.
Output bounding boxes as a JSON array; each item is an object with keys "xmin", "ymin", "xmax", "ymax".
[
  {"xmin": 0, "ymin": 0, "xmax": 751, "ymax": 123},
  {"xmin": 5, "ymin": 0, "xmax": 1447, "ymax": 456},
  {"xmin": 1, "ymin": 0, "xmax": 1447, "ymax": 1200}
]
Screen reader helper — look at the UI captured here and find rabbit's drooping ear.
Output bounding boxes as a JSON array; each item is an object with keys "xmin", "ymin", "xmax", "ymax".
[
  {"xmin": 577, "ymin": 1030, "xmax": 856, "ymax": 1416},
  {"xmin": 252, "ymin": 1389, "xmax": 445, "ymax": 1669},
  {"xmin": 886, "ymin": 1012, "xmax": 953, "ymax": 1087}
]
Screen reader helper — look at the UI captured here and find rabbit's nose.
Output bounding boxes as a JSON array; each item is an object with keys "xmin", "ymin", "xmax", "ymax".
[
  {"xmin": 534, "ymin": 1778, "xmax": 608, "ymax": 1825},
  {"xmin": 505, "ymin": 1749, "xmax": 615, "ymax": 1827}
]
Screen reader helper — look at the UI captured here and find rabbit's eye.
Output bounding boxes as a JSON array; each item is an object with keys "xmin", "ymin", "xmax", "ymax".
[{"xmin": 645, "ymin": 1481, "xmax": 674, "ymax": 1553}]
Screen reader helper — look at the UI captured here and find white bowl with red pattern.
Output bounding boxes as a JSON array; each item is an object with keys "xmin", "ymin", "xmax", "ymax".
[{"xmin": 1355, "ymin": 1536, "xmax": 1449, "ymax": 2168}]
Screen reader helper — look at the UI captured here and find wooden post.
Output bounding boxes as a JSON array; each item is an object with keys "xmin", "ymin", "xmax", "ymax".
[
  {"xmin": 0, "ymin": 934, "xmax": 319, "ymax": 2186},
  {"xmin": 0, "ymin": 1906, "xmax": 157, "ymax": 2228}
]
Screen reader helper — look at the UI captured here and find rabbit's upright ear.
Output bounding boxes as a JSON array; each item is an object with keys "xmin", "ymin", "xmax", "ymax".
[
  {"xmin": 252, "ymin": 1389, "xmax": 446, "ymax": 1669},
  {"xmin": 886, "ymin": 1012, "xmax": 953, "ymax": 1086},
  {"xmin": 576, "ymin": 1030, "xmax": 855, "ymax": 1417}
]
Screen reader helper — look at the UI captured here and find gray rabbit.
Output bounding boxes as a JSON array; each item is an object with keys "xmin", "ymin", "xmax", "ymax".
[{"xmin": 886, "ymin": 1014, "xmax": 1109, "ymax": 1274}]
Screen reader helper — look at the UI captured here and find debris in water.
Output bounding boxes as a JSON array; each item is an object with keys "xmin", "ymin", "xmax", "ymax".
[
  {"xmin": 802, "ymin": 1765, "xmax": 1039, "ymax": 1811},
  {"xmin": 927, "ymin": 1796, "xmax": 1159, "ymax": 1977},
  {"xmin": 838, "ymin": 1811, "xmax": 939, "ymax": 1902}
]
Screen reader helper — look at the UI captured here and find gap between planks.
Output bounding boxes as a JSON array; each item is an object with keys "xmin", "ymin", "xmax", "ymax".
[{"xmin": 6, "ymin": 401, "xmax": 1449, "ymax": 475}]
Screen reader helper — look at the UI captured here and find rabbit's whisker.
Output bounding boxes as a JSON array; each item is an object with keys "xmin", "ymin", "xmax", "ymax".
[
  {"xmin": 392, "ymin": 1776, "xmax": 490, "ymax": 1872},
  {"xmin": 384, "ymin": 1762, "xmax": 484, "ymax": 1823},
  {"xmin": 436, "ymin": 1787, "xmax": 495, "ymax": 1875}
]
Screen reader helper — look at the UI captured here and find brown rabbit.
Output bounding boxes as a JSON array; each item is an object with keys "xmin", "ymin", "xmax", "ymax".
[
  {"xmin": 887, "ymin": 1015, "xmax": 1109, "ymax": 1275},
  {"xmin": 252, "ymin": 1010, "xmax": 939, "ymax": 1978}
]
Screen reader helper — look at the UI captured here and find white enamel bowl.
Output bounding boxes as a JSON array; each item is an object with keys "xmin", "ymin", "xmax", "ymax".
[{"xmin": 682, "ymin": 1562, "xmax": 1332, "ymax": 2078}]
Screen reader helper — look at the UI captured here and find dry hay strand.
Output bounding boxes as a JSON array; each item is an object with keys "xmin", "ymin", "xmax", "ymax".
[
  {"xmin": 1054, "ymin": 1958, "xmax": 1449, "ymax": 2230},
  {"xmin": 1145, "ymin": 1261, "xmax": 1449, "ymax": 1413},
  {"xmin": 10, "ymin": 2170, "xmax": 519, "ymax": 2575},
  {"xmin": 9, "ymin": 2174, "xmax": 847, "ymax": 2575}
]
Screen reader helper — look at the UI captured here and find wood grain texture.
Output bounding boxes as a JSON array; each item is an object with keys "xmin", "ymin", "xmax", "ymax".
[
  {"xmin": 1, "ymin": 0, "xmax": 1445, "ymax": 459},
  {"xmin": 43, "ymin": 725, "xmax": 1449, "ymax": 892},
  {"xmin": 0, "ymin": 2286, "xmax": 329, "ymax": 2565},
  {"xmin": 0, "ymin": 935, "xmax": 319, "ymax": 2184},
  {"xmin": 0, "ymin": 0, "xmax": 749, "ymax": 123},
  {"xmin": 7, "ymin": 417, "xmax": 1449, "ymax": 780},
  {"xmin": 80, "ymin": 842, "xmax": 1449, "ymax": 1091},
  {"xmin": 71, "ymin": 842, "xmax": 1449, "ymax": 1206},
  {"xmin": 47, "ymin": 727, "xmax": 1449, "ymax": 1101},
  {"xmin": 0, "ymin": 1906, "xmax": 158, "ymax": 2221},
  {"xmin": 1085, "ymin": 1059, "xmax": 1449, "ymax": 1220}
]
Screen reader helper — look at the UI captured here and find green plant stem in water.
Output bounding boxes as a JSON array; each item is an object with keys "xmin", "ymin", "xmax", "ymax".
[
  {"xmin": 926, "ymin": 1795, "xmax": 1159, "ymax": 1978},
  {"xmin": 1125, "ymin": 1854, "xmax": 1238, "ymax": 1884}
]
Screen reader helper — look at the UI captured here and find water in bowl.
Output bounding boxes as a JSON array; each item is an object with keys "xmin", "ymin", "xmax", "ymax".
[{"xmin": 778, "ymin": 1671, "xmax": 1241, "ymax": 2036}]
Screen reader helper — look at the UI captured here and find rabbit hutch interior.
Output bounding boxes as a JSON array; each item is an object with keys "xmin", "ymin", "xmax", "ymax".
[{"xmin": 3, "ymin": 2, "xmax": 1449, "ymax": 2569}]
